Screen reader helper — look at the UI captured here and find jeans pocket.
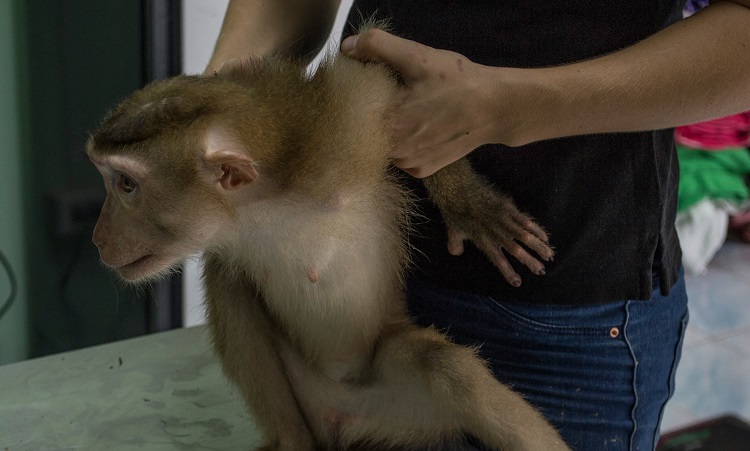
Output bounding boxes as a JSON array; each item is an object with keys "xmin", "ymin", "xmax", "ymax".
[{"xmin": 485, "ymin": 297, "xmax": 622, "ymax": 337}]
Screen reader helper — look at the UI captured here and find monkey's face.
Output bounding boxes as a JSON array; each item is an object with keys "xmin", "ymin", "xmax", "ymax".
[{"xmin": 88, "ymin": 153, "xmax": 224, "ymax": 283}]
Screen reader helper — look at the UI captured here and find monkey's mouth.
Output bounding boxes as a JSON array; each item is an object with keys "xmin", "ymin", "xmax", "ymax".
[{"xmin": 116, "ymin": 254, "xmax": 156, "ymax": 279}]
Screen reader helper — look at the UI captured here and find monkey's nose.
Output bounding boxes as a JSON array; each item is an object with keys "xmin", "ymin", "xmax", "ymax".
[
  {"xmin": 92, "ymin": 232, "xmax": 107, "ymax": 248},
  {"xmin": 92, "ymin": 221, "xmax": 107, "ymax": 247}
]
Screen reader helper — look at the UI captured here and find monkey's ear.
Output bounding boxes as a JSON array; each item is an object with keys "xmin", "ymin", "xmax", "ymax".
[
  {"xmin": 204, "ymin": 124, "xmax": 258, "ymax": 190},
  {"xmin": 207, "ymin": 151, "xmax": 258, "ymax": 190}
]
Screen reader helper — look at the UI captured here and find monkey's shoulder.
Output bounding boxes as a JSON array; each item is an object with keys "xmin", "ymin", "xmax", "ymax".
[{"xmin": 218, "ymin": 54, "xmax": 398, "ymax": 110}]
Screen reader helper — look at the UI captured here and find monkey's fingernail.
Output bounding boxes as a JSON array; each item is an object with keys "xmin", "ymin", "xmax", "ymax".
[
  {"xmin": 511, "ymin": 278, "xmax": 521, "ymax": 287},
  {"xmin": 537, "ymin": 268, "xmax": 546, "ymax": 276}
]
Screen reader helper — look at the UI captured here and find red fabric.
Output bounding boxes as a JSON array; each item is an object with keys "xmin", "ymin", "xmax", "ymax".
[{"xmin": 675, "ymin": 112, "xmax": 750, "ymax": 151}]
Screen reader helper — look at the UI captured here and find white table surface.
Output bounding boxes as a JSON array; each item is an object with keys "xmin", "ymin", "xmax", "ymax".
[{"xmin": 0, "ymin": 326, "xmax": 262, "ymax": 450}]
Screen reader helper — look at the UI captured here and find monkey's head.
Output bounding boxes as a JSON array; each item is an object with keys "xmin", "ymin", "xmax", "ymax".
[{"xmin": 86, "ymin": 76, "xmax": 271, "ymax": 283}]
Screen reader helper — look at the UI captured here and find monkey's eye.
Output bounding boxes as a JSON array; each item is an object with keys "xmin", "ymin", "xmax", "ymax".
[{"xmin": 117, "ymin": 173, "xmax": 138, "ymax": 196}]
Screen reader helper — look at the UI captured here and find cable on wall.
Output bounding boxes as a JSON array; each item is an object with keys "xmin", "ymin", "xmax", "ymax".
[{"xmin": 0, "ymin": 249, "xmax": 18, "ymax": 321}]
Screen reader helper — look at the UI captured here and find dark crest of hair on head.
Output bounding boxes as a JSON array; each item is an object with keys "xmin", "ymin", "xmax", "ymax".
[{"xmin": 91, "ymin": 76, "xmax": 214, "ymax": 149}]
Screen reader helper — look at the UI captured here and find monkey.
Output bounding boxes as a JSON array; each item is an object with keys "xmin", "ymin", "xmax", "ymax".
[{"xmin": 86, "ymin": 48, "xmax": 567, "ymax": 450}]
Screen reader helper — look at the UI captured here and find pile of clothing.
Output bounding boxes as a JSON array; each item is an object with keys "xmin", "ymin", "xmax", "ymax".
[{"xmin": 675, "ymin": 111, "xmax": 750, "ymax": 274}]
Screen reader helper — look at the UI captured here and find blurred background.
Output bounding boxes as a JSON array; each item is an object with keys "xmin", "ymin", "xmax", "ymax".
[{"xmin": 1, "ymin": 0, "xmax": 187, "ymax": 364}]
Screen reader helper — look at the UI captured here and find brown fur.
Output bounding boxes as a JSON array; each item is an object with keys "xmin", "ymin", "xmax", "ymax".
[{"xmin": 87, "ymin": 51, "xmax": 566, "ymax": 450}]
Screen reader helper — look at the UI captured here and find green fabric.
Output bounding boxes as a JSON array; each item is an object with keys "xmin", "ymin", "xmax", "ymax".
[{"xmin": 677, "ymin": 146, "xmax": 750, "ymax": 211}]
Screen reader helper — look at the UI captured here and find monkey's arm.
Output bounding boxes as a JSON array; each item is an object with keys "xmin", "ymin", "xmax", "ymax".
[
  {"xmin": 205, "ymin": 0, "xmax": 340, "ymax": 74},
  {"xmin": 424, "ymin": 159, "xmax": 554, "ymax": 287},
  {"xmin": 203, "ymin": 255, "xmax": 315, "ymax": 451}
]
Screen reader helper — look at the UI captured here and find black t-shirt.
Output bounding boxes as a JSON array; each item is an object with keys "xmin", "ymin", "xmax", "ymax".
[{"xmin": 344, "ymin": 0, "xmax": 686, "ymax": 304}]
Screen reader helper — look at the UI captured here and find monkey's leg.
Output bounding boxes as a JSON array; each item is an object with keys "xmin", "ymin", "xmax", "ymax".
[
  {"xmin": 423, "ymin": 158, "xmax": 555, "ymax": 287},
  {"xmin": 203, "ymin": 257, "xmax": 315, "ymax": 451},
  {"xmin": 332, "ymin": 324, "xmax": 570, "ymax": 451}
]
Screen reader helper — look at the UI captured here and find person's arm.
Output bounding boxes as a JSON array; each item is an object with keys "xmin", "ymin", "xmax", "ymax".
[
  {"xmin": 205, "ymin": 0, "xmax": 340, "ymax": 74},
  {"xmin": 342, "ymin": 0, "xmax": 750, "ymax": 178}
]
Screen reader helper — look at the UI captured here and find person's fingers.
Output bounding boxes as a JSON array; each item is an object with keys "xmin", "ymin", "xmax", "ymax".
[{"xmin": 341, "ymin": 29, "xmax": 430, "ymax": 81}]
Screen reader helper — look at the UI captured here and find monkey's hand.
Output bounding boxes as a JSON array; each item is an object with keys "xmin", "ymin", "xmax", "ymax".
[{"xmin": 423, "ymin": 159, "xmax": 554, "ymax": 287}]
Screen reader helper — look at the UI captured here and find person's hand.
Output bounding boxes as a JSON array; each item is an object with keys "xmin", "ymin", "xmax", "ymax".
[{"xmin": 342, "ymin": 29, "xmax": 527, "ymax": 178}]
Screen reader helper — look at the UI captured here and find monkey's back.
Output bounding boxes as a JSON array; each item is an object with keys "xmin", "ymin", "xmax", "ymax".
[{"xmin": 267, "ymin": 56, "xmax": 401, "ymax": 196}]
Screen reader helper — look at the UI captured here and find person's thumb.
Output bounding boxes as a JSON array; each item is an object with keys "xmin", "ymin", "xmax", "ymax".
[{"xmin": 341, "ymin": 29, "xmax": 428, "ymax": 81}]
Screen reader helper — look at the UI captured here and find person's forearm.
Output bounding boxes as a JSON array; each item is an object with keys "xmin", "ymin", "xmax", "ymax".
[
  {"xmin": 506, "ymin": 0, "xmax": 750, "ymax": 145},
  {"xmin": 205, "ymin": 0, "xmax": 339, "ymax": 74}
]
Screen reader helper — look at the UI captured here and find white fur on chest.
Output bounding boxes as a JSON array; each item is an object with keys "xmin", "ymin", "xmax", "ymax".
[{"xmin": 230, "ymin": 194, "xmax": 399, "ymax": 360}]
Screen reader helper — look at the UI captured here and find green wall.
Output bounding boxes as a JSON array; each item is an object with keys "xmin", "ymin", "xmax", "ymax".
[
  {"xmin": 0, "ymin": 0, "xmax": 30, "ymax": 365},
  {"xmin": 24, "ymin": 1, "xmax": 150, "ymax": 357},
  {"xmin": 0, "ymin": 1, "xmax": 154, "ymax": 363}
]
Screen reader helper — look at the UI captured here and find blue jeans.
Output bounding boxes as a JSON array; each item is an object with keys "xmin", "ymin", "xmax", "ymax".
[{"xmin": 407, "ymin": 271, "xmax": 688, "ymax": 451}]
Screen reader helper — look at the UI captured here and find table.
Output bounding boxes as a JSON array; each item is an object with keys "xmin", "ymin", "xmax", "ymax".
[{"xmin": 0, "ymin": 326, "xmax": 262, "ymax": 450}]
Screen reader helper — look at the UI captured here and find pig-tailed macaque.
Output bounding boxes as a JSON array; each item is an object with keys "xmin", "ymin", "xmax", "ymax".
[{"xmin": 87, "ymin": 46, "xmax": 566, "ymax": 450}]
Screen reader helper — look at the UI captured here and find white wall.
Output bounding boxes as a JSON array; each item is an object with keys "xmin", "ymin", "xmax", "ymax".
[
  {"xmin": 182, "ymin": 0, "xmax": 230, "ymax": 75},
  {"xmin": 180, "ymin": 0, "xmax": 354, "ymax": 326},
  {"xmin": 181, "ymin": 0, "xmax": 229, "ymax": 327}
]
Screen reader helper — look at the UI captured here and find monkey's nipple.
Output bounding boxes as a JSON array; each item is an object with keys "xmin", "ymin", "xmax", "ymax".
[{"xmin": 306, "ymin": 267, "xmax": 320, "ymax": 284}]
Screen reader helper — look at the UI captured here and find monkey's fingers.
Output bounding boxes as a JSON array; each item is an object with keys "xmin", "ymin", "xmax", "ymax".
[
  {"xmin": 446, "ymin": 228, "xmax": 467, "ymax": 256},
  {"xmin": 512, "ymin": 211, "xmax": 550, "ymax": 244},
  {"xmin": 508, "ymin": 213, "xmax": 555, "ymax": 262},
  {"xmin": 479, "ymin": 220, "xmax": 546, "ymax": 276},
  {"xmin": 496, "ymin": 234, "xmax": 547, "ymax": 277},
  {"xmin": 446, "ymin": 219, "xmax": 548, "ymax": 284},
  {"xmin": 479, "ymin": 237, "xmax": 523, "ymax": 287},
  {"xmin": 510, "ymin": 224, "xmax": 555, "ymax": 263}
]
